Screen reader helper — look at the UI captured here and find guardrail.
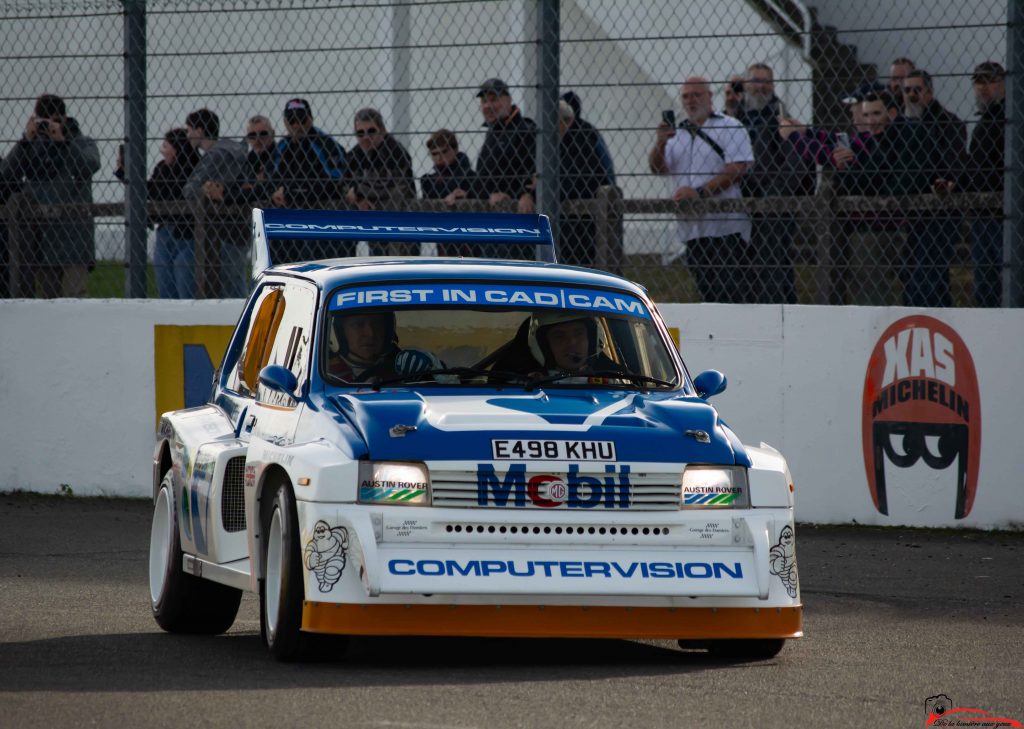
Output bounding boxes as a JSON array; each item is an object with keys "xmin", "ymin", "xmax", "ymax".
[{"xmin": 2, "ymin": 182, "xmax": 1002, "ymax": 302}]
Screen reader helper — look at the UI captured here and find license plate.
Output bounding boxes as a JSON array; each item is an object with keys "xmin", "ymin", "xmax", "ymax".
[{"xmin": 491, "ymin": 439, "xmax": 616, "ymax": 461}]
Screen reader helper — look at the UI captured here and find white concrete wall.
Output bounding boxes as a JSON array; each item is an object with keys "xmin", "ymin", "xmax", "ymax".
[{"xmin": 1, "ymin": 299, "xmax": 1020, "ymax": 530}]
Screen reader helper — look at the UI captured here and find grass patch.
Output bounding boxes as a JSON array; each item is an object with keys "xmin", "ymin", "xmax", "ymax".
[{"xmin": 87, "ymin": 261, "xmax": 158, "ymax": 298}]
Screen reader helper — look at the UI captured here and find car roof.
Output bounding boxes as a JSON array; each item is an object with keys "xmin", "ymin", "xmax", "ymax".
[{"xmin": 264, "ymin": 257, "xmax": 650, "ymax": 297}]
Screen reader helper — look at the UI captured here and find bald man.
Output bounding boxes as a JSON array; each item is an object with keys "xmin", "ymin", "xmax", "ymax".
[{"xmin": 649, "ymin": 76, "xmax": 753, "ymax": 303}]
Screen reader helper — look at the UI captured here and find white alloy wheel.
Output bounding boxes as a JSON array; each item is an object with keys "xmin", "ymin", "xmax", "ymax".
[
  {"xmin": 149, "ymin": 483, "xmax": 173, "ymax": 606},
  {"xmin": 264, "ymin": 506, "xmax": 285, "ymax": 641}
]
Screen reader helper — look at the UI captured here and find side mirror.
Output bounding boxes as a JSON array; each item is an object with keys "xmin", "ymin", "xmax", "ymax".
[
  {"xmin": 693, "ymin": 369, "xmax": 727, "ymax": 399},
  {"xmin": 258, "ymin": 364, "xmax": 298, "ymax": 398}
]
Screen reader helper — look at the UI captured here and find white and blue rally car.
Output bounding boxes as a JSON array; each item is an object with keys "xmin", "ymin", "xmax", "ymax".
[{"xmin": 148, "ymin": 209, "xmax": 802, "ymax": 661}]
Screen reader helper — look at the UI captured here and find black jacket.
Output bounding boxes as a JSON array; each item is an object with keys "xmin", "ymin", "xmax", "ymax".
[
  {"xmin": 272, "ymin": 128, "xmax": 346, "ymax": 207},
  {"xmin": 420, "ymin": 152, "xmax": 479, "ymax": 200},
  {"xmin": 836, "ymin": 119, "xmax": 919, "ymax": 197},
  {"xmin": 737, "ymin": 98, "xmax": 815, "ymax": 197},
  {"xmin": 476, "ymin": 107, "xmax": 537, "ymax": 199},
  {"xmin": 345, "ymin": 134, "xmax": 415, "ymax": 207},
  {"xmin": 560, "ymin": 121, "xmax": 605, "ymax": 204},
  {"xmin": 146, "ymin": 156, "xmax": 199, "ymax": 236},
  {"xmin": 966, "ymin": 99, "xmax": 1004, "ymax": 194},
  {"xmin": 0, "ymin": 116, "xmax": 101, "ymax": 265},
  {"xmin": 225, "ymin": 148, "xmax": 275, "ymax": 204},
  {"xmin": 907, "ymin": 100, "xmax": 966, "ymax": 192}
]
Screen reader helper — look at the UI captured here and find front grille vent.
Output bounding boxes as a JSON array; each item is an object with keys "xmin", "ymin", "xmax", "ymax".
[
  {"xmin": 442, "ymin": 522, "xmax": 672, "ymax": 537},
  {"xmin": 430, "ymin": 468, "xmax": 681, "ymax": 510},
  {"xmin": 222, "ymin": 456, "xmax": 246, "ymax": 532}
]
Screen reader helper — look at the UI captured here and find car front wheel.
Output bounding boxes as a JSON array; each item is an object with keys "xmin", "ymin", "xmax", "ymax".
[
  {"xmin": 149, "ymin": 469, "xmax": 242, "ymax": 634},
  {"xmin": 260, "ymin": 480, "xmax": 316, "ymax": 661}
]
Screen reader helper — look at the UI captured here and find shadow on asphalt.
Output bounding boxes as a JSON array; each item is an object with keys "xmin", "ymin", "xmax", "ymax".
[{"xmin": 0, "ymin": 631, "xmax": 778, "ymax": 692}]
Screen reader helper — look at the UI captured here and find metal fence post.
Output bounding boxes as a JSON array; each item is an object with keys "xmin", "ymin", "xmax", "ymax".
[
  {"xmin": 812, "ymin": 170, "xmax": 838, "ymax": 305},
  {"xmin": 1006, "ymin": 0, "xmax": 1023, "ymax": 307},
  {"xmin": 535, "ymin": 0, "xmax": 560, "ymax": 256},
  {"xmin": 391, "ymin": 0, "xmax": 412, "ymax": 143},
  {"xmin": 123, "ymin": 0, "xmax": 147, "ymax": 298},
  {"xmin": 5, "ymin": 193, "xmax": 32, "ymax": 297}
]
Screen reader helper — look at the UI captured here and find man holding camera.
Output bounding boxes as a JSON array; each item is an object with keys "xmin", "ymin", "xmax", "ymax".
[
  {"xmin": 649, "ymin": 76, "xmax": 752, "ymax": 303},
  {"xmin": 1, "ymin": 94, "xmax": 100, "ymax": 297}
]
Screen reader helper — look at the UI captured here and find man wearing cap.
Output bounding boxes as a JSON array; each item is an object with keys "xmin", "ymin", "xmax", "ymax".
[
  {"xmin": 269, "ymin": 98, "xmax": 347, "ymax": 261},
  {"xmin": 473, "ymin": 78, "xmax": 537, "ymax": 213},
  {"xmin": 966, "ymin": 61, "xmax": 1006, "ymax": 307},
  {"xmin": 1, "ymin": 93, "xmax": 100, "ymax": 297},
  {"xmin": 841, "ymin": 81, "xmax": 885, "ymax": 134},
  {"xmin": 272, "ymin": 98, "xmax": 346, "ymax": 210},
  {"xmin": 182, "ymin": 107, "xmax": 249, "ymax": 297}
]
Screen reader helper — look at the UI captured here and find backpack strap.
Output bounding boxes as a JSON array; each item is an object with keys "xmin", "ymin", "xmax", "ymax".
[{"xmin": 680, "ymin": 119, "xmax": 727, "ymax": 161}]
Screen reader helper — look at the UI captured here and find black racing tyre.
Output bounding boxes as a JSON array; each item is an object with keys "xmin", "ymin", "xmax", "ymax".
[
  {"xmin": 149, "ymin": 469, "xmax": 242, "ymax": 634},
  {"xmin": 693, "ymin": 638, "xmax": 786, "ymax": 661},
  {"xmin": 260, "ymin": 480, "xmax": 316, "ymax": 661}
]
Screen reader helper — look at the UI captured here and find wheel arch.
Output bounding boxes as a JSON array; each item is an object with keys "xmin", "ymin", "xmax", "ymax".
[{"xmin": 153, "ymin": 438, "xmax": 174, "ymax": 502}]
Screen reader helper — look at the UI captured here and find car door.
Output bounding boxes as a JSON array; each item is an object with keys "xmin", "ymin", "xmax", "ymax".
[{"xmin": 247, "ymin": 280, "xmax": 317, "ymax": 440}]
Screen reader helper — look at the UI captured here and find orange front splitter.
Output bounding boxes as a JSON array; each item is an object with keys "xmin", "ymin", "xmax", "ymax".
[{"xmin": 303, "ymin": 602, "xmax": 802, "ymax": 640}]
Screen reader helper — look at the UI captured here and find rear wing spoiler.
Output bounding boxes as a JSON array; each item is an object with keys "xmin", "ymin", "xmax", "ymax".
[{"xmin": 251, "ymin": 208, "xmax": 556, "ymax": 277}]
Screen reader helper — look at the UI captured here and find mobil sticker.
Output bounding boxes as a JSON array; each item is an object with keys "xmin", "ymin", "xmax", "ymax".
[
  {"xmin": 862, "ymin": 315, "xmax": 981, "ymax": 519},
  {"xmin": 477, "ymin": 464, "xmax": 631, "ymax": 508}
]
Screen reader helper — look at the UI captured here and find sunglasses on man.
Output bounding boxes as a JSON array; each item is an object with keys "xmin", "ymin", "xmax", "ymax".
[
  {"xmin": 355, "ymin": 127, "xmax": 380, "ymax": 138},
  {"xmin": 246, "ymin": 130, "xmax": 272, "ymax": 139}
]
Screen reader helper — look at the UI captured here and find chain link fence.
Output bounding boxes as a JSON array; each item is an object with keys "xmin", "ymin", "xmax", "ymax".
[{"xmin": 0, "ymin": 0, "xmax": 1016, "ymax": 305}]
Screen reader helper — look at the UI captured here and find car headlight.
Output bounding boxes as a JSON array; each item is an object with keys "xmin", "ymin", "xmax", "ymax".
[
  {"xmin": 358, "ymin": 461, "xmax": 431, "ymax": 506},
  {"xmin": 680, "ymin": 465, "xmax": 749, "ymax": 508}
]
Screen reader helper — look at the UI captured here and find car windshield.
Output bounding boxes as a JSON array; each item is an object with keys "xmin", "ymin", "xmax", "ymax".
[{"xmin": 322, "ymin": 282, "xmax": 680, "ymax": 389}]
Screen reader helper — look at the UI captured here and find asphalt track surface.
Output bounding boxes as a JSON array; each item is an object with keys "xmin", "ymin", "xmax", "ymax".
[{"xmin": 0, "ymin": 494, "xmax": 1021, "ymax": 729}]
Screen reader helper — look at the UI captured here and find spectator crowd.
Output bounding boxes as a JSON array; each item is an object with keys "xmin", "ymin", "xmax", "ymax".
[{"xmin": 0, "ymin": 59, "xmax": 1009, "ymax": 307}]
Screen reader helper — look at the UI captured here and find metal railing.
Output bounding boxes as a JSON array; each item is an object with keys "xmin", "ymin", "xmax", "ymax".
[{"xmin": 2, "ymin": 181, "xmax": 1002, "ymax": 304}]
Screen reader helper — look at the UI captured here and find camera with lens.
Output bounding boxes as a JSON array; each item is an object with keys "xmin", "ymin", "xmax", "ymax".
[
  {"xmin": 925, "ymin": 695, "xmax": 953, "ymax": 717},
  {"xmin": 36, "ymin": 118, "xmax": 52, "ymax": 137}
]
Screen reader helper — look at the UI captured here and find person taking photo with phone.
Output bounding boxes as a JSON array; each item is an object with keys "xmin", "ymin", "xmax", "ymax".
[{"xmin": 648, "ymin": 76, "xmax": 752, "ymax": 304}]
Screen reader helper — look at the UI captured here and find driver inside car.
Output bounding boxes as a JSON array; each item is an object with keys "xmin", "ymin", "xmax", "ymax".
[
  {"xmin": 491, "ymin": 311, "xmax": 623, "ymax": 382},
  {"xmin": 328, "ymin": 311, "xmax": 442, "ymax": 382}
]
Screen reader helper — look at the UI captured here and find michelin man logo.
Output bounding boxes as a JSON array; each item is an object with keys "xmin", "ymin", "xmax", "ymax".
[
  {"xmin": 303, "ymin": 521, "xmax": 349, "ymax": 592},
  {"xmin": 769, "ymin": 525, "xmax": 798, "ymax": 598}
]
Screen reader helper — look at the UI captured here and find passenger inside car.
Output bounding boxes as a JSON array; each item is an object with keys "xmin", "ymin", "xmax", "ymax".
[{"xmin": 327, "ymin": 311, "xmax": 442, "ymax": 382}]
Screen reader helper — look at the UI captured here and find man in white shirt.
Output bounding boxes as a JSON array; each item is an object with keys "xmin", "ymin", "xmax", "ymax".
[{"xmin": 649, "ymin": 76, "xmax": 754, "ymax": 302}]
